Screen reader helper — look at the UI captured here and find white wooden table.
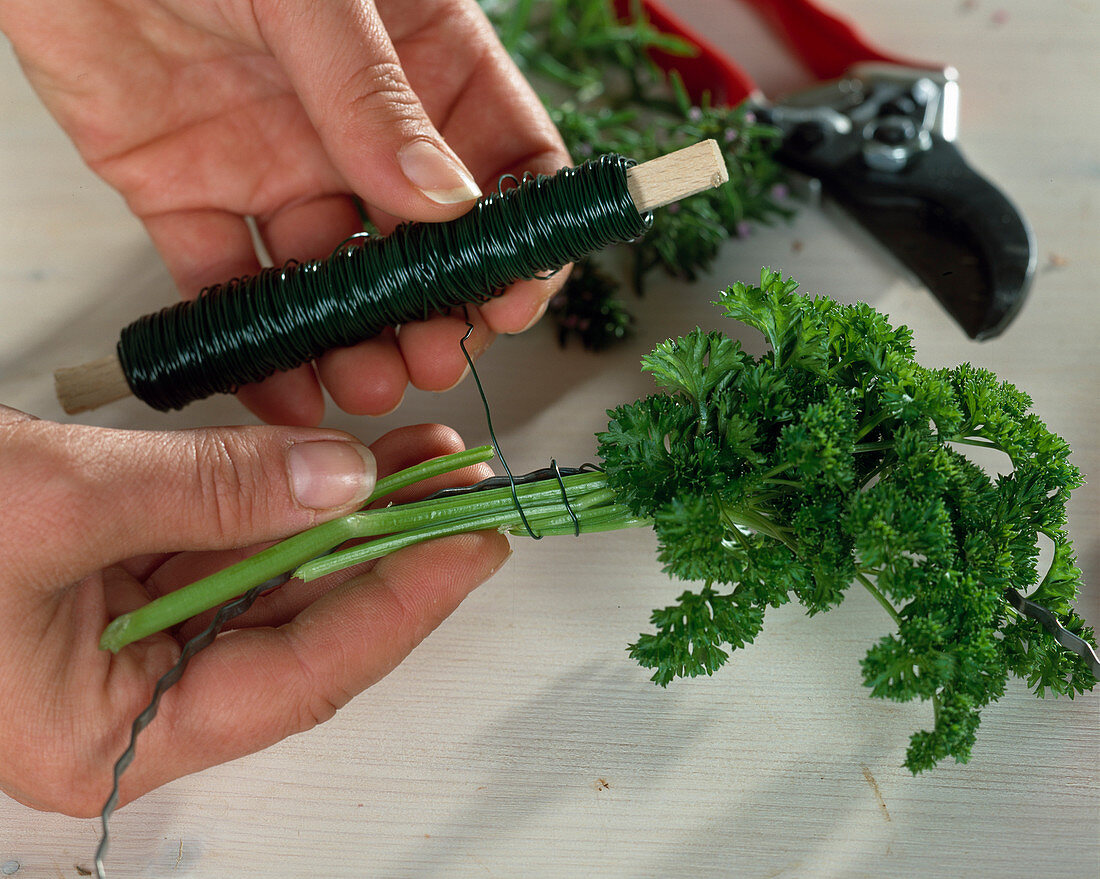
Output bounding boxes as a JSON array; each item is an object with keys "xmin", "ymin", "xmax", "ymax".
[{"xmin": 2, "ymin": 1, "xmax": 1097, "ymax": 876}]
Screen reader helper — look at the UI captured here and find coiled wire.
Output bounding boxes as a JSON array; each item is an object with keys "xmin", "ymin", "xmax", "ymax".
[{"xmin": 119, "ymin": 154, "xmax": 650, "ymax": 411}]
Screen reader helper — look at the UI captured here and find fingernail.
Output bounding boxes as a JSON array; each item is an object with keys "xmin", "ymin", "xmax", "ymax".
[
  {"xmin": 288, "ymin": 441, "xmax": 376, "ymax": 510},
  {"xmin": 510, "ymin": 300, "xmax": 550, "ymax": 335},
  {"xmin": 439, "ymin": 363, "xmax": 471, "ymax": 393},
  {"xmin": 398, "ymin": 140, "xmax": 481, "ymax": 205},
  {"xmin": 488, "ymin": 543, "xmax": 514, "ymax": 578}
]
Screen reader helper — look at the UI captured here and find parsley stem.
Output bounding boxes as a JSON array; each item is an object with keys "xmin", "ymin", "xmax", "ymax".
[
  {"xmin": 856, "ymin": 572, "xmax": 901, "ymax": 626},
  {"xmin": 858, "ymin": 451, "xmax": 898, "ymax": 490},
  {"xmin": 367, "ymin": 444, "xmax": 497, "ymax": 503},
  {"xmin": 760, "ymin": 461, "xmax": 795, "ymax": 480},
  {"xmin": 721, "ymin": 504, "xmax": 797, "ymax": 551},
  {"xmin": 99, "ymin": 516, "xmax": 357, "ymax": 653},
  {"xmin": 100, "ymin": 445, "xmax": 494, "ymax": 653},
  {"xmin": 99, "ymin": 457, "xmax": 643, "ymax": 653},
  {"xmin": 296, "ymin": 483, "xmax": 636, "ymax": 580},
  {"xmin": 762, "ymin": 478, "xmax": 802, "ymax": 488},
  {"xmin": 854, "ymin": 440, "xmax": 894, "ymax": 452},
  {"xmin": 947, "ymin": 436, "xmax": 1004, "ymax": 451},
  {"xmin": 855, "ymin": 410, "xmax": 892, "ymax": 442}
]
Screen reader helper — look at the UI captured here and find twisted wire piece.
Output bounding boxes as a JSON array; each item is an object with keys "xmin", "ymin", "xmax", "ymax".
[
  {"xmin": 95, "ymin": 311, "xmax": 591, "ymax": 873},
  {"xmin": 118, "ymin": 154, "xmax": 651, "ymax": 411},
  {"xmin": 93, "ymin": 575, "xmax": 281, "ymax": 878}
]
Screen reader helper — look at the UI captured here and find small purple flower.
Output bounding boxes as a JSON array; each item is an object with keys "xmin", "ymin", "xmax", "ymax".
[
  {"xmin": 723, "ymin": 127, "xmax": 738, "ymax": 143},
  {"xmin": 770, "ymin": 183, "xmax": 789, "ymax": 201},
  {"xmin": 667, "ymin": 203, "xmax": 681, "ymax": 215},
  {"xmin": 743, "ymin": 111, "xmax": 756, "ymax": 125},
  {"xmin": 576, "ymin": 143, "xmax": 594, "ymax": 157},
  {"xmin": 688, "ymin": 107, "xmax": 703, "ymax": 122},
  {"xmin": 735, "ymin": 221, "xmax": 752, "ymax": 239}
]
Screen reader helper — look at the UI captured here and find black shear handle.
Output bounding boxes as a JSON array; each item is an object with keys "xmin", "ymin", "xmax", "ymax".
[{"xmin": 807, "ymin": 138, "xmax": 1036, "ymax": 340}]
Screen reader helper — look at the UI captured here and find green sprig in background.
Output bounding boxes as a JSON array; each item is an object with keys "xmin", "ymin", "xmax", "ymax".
[{"xmin": 481, "ymin": 0, "xmax": 790, "ymax": 348}]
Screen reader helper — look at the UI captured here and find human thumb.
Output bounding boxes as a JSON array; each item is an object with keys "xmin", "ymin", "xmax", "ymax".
[
  {"xmin": 0, "ymin": 416, "xmax": 375, "ymax": 587},
  {"xmin": 259, "ymin": 0, "xmax": 481, "ymax": 218}
]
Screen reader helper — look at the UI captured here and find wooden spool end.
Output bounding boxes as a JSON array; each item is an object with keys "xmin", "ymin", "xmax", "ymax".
[
  {"xmin": 625, "ymin": 139, "xmax": 728, "ymax": 213},
  {"xmin": 55, "ymin": 355, "xmax": 132, "ymax": 415}
]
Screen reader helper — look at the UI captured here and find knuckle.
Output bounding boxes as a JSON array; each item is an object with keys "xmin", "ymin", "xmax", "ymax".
[
  {"xmin": 297, "ymin": 688, "xmax": 345, "ymax": 733},
  {"xmin": 189, "ymin": 433, "xmax": 262, "ymax": 540},
  {"xmin": 281, "ymin": 633, "xmax": 355, "ymax": 733},
  {"xmin": 378, "ymin": 579, "xmax": 427, "ymax": 652},
  {"xmin": 339, "ymin": 58, "xmax": 422, "ymax": 126}
]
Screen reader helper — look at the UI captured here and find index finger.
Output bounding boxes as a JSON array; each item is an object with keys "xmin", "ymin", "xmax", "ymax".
[{"xmin": 377, "ymin": 0, "xmax": 572, "ymax": 334}]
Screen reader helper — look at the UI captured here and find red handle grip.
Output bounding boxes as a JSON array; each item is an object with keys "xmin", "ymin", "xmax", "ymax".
[
  {"xmin": 614, "ymin": 0, "xmax": 936, "ymax": 106},
  {"xmin": 613, "ymin": 0, "xmax": 758, "ymax": 104},
  {"xmin": 736, "ymin": 0, "xmax": 922, "ymax": 81}
]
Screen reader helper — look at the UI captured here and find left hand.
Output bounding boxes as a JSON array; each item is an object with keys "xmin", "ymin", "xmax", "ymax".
[{"xmin": 0, "ymin": 408, "xmax": 508, "ymax": 816}]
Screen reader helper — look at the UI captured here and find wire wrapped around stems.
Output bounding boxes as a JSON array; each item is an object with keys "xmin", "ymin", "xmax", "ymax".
[{"xmin": 118, "ymin": 154, "xmax": 651, "ymax": 411}]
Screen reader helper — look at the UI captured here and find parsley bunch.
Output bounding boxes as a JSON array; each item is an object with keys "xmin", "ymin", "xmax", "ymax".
[
  {"xmin": 599, "ymin": 268, "xmax": 1095, "ymax": 771},
  {"xmin": 480, "ymin": 0, "xmax": 790, "ymax": 347},
  {"xmin": 102, "ymin": 269, "xmax": 1095, "ymax": 772}
]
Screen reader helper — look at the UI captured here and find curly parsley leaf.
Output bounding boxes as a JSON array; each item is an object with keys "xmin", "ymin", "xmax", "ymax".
[{"xmin": 598, "ymin": 268, "xmax": 1096, "ymax": 772}]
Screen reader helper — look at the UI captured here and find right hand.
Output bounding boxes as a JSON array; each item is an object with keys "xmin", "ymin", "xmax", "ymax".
[{"xmin": 0, "ymin": 0, "xmax": 571, "ymax": 424}]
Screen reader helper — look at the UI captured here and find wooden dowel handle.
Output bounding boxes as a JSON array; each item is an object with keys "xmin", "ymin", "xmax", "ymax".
[
  {"xmin": 55, "ymin": 355, "xmax": 132, "ymax": 415},
  {"xmin": 626, "ymin": 139, "xmax": 728, "ymax": 212}
]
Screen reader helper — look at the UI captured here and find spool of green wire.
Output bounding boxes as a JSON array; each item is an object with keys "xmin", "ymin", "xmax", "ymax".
[{"xmin": 117, "ymin": 153, "xmax": 651, "ymax": 411}]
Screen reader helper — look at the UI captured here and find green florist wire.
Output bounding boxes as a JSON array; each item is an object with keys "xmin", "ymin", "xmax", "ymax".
[{"xmin": 117, "ymin": 154, "xmax": 650, "ymax": 411}]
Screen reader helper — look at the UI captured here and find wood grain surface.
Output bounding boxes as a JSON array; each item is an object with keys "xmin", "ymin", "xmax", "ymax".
[{"xmin": 1, "ymin": 1, "xmax": 1096, "ymax": 877}]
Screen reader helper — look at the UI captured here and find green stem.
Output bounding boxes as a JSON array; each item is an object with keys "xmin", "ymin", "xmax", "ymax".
[
  {"xmin": 853, "ymin": 440, "xmax": 894, "ymax": 453},
  {"xmin": 100, "ymin": 445, "xmax": 492, "ymax": 653},
  {"xmin": 946, "ymin": 436, "xmax": 1004, "ymax": 452},
  {"xmin": 99, "ymin": 452, "xmax": 642, "ymax": 654},
  {"xmin": 762, "ymin": 477, "xmax": 803, "ymax": 488},
  {"xmin": 514, "ymin": 506, "xmax": 649, "ymax": 537},
  {"xmin": 721, "ymin": 502, "xmax": 796, "ymax": 551},
  {"xmin": 858, "ymin": 450, "xmax": 897, "ymax": 491},
  {"xmin": 855, "ymin": 410, "xmax": 892, "ymax": 442},
  {"xmin": 368, "ymin": 444, "xmax": 496, "ymax": 503},
  {"xmin": 856, "ymin": 571, "xmax": 901, "ymax": 626},
  {"xmin": 297, "ymin": 482, "xmax": 618, "ymax": 579},
  {"xmin": 99, "ymin": 516, "xmax": 355, "ymax": 653},
  {"xmin": 339, "ymin": 471, "xmax": 610, "ymax": 538},
  {"xmin": 298, "ymin": 493, "xmax": 644, "ymax": 581}
]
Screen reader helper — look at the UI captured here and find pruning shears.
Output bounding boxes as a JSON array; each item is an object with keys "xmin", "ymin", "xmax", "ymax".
[{"xmin": 616, "ymin": 0, "xmax": 1036, "ymax": 339}]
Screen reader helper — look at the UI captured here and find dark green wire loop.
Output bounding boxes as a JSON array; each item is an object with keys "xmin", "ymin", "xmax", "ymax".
[{"xmin": 118, "ymin": 153, "xmax": 651, "ymax": 411}]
